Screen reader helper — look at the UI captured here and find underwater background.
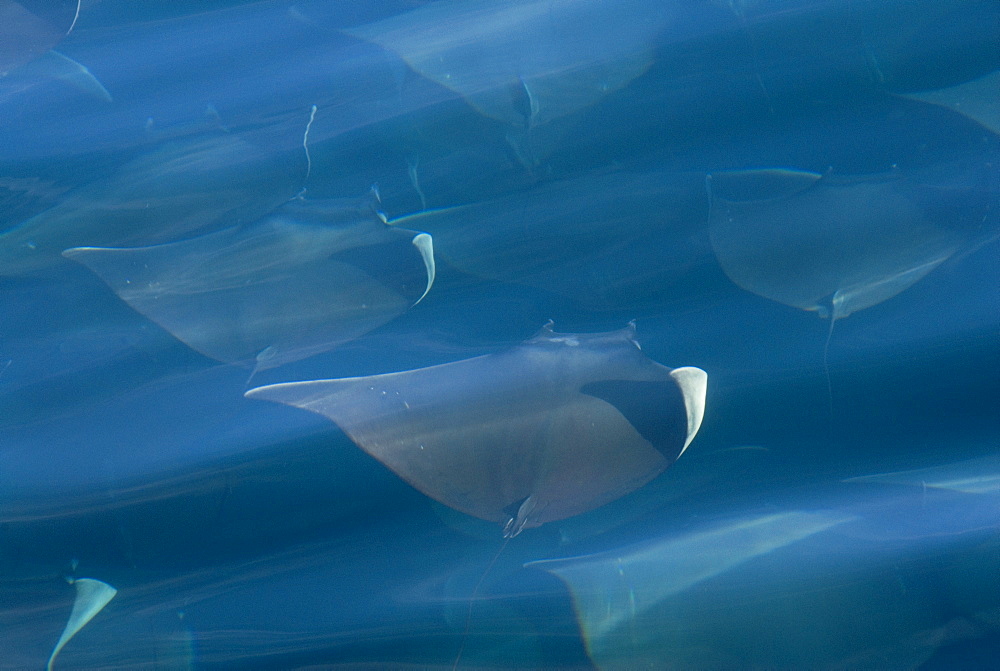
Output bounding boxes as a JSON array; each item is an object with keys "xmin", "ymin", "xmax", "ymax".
[{"xmin": 1, "ymin": 0, "xmax": 999, "ymax": 668}]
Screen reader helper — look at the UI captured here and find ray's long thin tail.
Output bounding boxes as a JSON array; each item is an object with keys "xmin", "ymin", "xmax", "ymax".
[
  {"xmin": 823, "ymin": 313, "xmax": 836, "ymax": 434},
  {"xmin": 452, "ymin": 536, "xmax": 511, "ymax": 670}
]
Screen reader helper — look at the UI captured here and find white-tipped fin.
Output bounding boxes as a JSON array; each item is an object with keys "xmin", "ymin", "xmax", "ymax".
[
  {"xmin": 47, "ymin": 578, "xmax": 117, "ymax": 671},
  {"xmin": 411, "ymin": 233, "xmax": 435, "ymax": 305},
  {"xmin": 670, "ymin": 366, "xmax": 708, "ymax": 457},
  {"xmin": 42, "ymin": 51, "xmax": 112, "ymax": 102},
  {"xmin": 902, "ymin": 70, "xmax": 1000, "ymax": 137}
]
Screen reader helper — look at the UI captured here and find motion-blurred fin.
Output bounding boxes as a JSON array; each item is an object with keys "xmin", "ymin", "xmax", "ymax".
[{"xmin": 47, "ymin": 578, "xmax": 117, "ymax": 671}]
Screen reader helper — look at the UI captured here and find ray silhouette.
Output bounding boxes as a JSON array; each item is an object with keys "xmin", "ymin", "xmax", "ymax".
[
  {"xmin": 527, "ymin": 458, "xmax": 1000, "ymax": 670},
  {"xmin": 246, "ymin": 323, "xmax": 706, "ymax": 537},
  {"xmin": 529, "ymin": 511, "xmax": 849, "ymax": 646},
  {"xmin": 344, "ymin": 0, "xmax": 666, "ymax": 164},
  {"xmin": 1, "ymin": 133, "xmax": 303, "ymax": 276},
  {"xmin": 64, "ymin": 198, "xmax": 435, "ymax": 372},
  {"xmin": 707, "ymin": 168, "xmax": 966, "ymax": 321}
]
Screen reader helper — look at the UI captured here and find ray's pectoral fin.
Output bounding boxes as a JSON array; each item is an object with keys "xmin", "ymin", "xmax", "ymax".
[
  {"xmin": 410, "ymin": 232, "xmax": 435, "ymax": 305},
  {"xmin": 581, "ymin": 365, "xmax": 707, "ymax": 461},
  {"xmin": 707, "ymin": 168, "xmax": 822, "ymax": 203},
  {"xmin": 581, "ymin": 379, "xmax": 689, "ymax": 459},
  {"xmin": 18, "ymin": 50, "xmax": 113, "ymax": 102},
  {"xmin": 47, "ymin": 577, "xmax": 117, "ymax": 671},
  {"xmin": 670, "ymin": 366, "xmax": 709, "ymax": 455}
]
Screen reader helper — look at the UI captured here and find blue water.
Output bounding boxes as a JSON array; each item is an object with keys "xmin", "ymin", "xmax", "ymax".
[{"xmin": 1, "ymin": 1, "xmax": 998, "ymax": 669}]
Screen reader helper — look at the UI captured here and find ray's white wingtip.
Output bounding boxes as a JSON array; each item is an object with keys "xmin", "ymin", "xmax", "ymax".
[
  {"xmin": 670, "ymin": 366, "xmax": 708, "ymax": 457},
  {"xmin": 47, "ymin": 578, "xmax": 117, "ymax": 671},
  {"xmin": 410, "ymin": 232, "xmax": 435, "ymax": 305}
]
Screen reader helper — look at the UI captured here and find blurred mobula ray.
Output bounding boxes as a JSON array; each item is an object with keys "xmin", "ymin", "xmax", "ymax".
[
  {"xmin": 903, "ymin": 68, "xmax": 1000, "ymax": 137},
  {"xmin": 529, "ymin": 511, "xmax": 850, "ymax": 656},
  {"xmin": 707, "ymin": 168, "xmax": 967, "ymax": 320},
  {"xmin": 247, "ymin": 323, "xmax": 707, "ymax": 537},
  {"xmin": 529, "ymin": 455, "xmax": 1000, "ymax": 670},
  {"xmin": 0, "ymin": 133, "xmax": 302, "ymax": 276},
  {"xmin": 345, "ymin": 0, "xmax": 666, "ymax": 163},
  {"xmin": 47, "ymin": 577, "xmax": 117, "ymax": 671},
  {"xmin": 844, "ymin": 454, "xmax": 1000, "ymax": 494},
  {"xmin": 64, "ymin": 198, "xmax": 435, "ymax": 373},
  {"xmin": 0, "ymin": 0, "xmax": 110, "ymax": 99},
  {"xmin": 388, "ymin": 170, "xmax": 708, "ymax": 309},
  {"xmin": 1, "ymin": 0, "xmax": 77, "ymax": 74}
]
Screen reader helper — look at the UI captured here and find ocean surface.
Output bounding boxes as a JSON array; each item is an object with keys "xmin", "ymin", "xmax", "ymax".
[{"xmin": 1, "ymin": 1, "xmax": 999, "ymax": 669}]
